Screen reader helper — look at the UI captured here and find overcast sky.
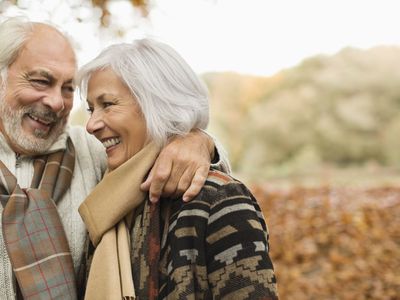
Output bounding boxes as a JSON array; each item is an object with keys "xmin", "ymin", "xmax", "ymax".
[{"xmin": 3, "ymin": 0, "xmax": 400, "ymax": 76}]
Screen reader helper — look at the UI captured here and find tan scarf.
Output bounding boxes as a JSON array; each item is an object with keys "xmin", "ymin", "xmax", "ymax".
[
  {"xmin": 79, "ymin": 142, "xmax": 160, "ymax": 300},
  {"xmin": 0, "ymin": 138, "xmax": 77, "ymax": 299}
]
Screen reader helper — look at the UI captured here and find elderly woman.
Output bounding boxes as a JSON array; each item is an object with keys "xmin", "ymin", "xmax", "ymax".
[{"xmin": 77, "ymin": 39, "xmax": 278, "ymax": 300}]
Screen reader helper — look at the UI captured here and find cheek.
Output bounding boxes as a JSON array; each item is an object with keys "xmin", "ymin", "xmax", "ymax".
[
  {"xmin": 63, "ymin": 98, "xmax": 74, "ymax": 112},
  {"xmin": 5, "ymin": 88, "xmax": 42, "ymax": 108},
  {"xmin": 123, "ymin": 118, "xmax": 147, "ymax": 146},
  {"xmin": 132, "ymin": 119, "xmax": 148, "ymax": 146}
]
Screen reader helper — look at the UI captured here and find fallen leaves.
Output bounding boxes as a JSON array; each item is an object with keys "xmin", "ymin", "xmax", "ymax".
[{"xmin": 253, "ymin": 185, "xmax": 400, "ymax": 300}]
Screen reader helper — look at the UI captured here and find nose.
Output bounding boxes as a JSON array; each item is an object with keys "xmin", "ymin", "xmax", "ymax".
[
  {"xmin": 42, "ymin": 92, "xmax": 65, "ymax": 114},
  {"xmin": 86, "ymin": 110, "xmax": 104, "ymax": 135}
]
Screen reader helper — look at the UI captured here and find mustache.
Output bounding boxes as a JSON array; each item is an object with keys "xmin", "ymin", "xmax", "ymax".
[{"xmin": 24, "ymin": 106, "xmax": 61, "ymax": 123}]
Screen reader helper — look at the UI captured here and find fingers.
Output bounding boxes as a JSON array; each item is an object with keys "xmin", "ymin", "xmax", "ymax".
[
  {"xmin": 146, "ymin": 157, "xmax": 173, "ymax": 203},
  {"xmin": 161, "ymin": 160, "xmax": 187, "ymax": 198},
  {"xmin": 140, "ymin": 168, "xmax": 153, "ymax": 191},
  {"xmin": 171, "ymin": 167, "xmax": 193, "ymax": 200},
  {"xmin": 142, "ymin": 161, "xmax": 209, "ymax": 202},
  {"xmin": 142, "ymin": 130, "xmax": 212, "ymax": 203},
  {"xmin": 181, "ymin": 165, "xmax": 209, "ymax": 202}
]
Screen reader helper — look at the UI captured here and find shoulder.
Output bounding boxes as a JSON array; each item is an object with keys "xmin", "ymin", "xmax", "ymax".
[
  {"xmin": 67, "ymin": 125, "xmax": 107, "ymax": 178},
  {"xmin": 68, "ymin": 126, "xmax": 104, "ymax": 155},
  {"xmin": 68, "ymin": 126, "xmax": 100, "ymax": 147},
  {"xmin": 202, "ymin": 169, "xmax": 253, "ymax": 202},
  {"xmin": 206, "ymin": 169, "xmax": 237, "ymax": 186},
  {"xmin": 204, "ymin": 169, "xmax": 245, "ymax": 194},
  {"xmin": 166, "ymin": 170, "xmax": 238, "ymax": 226},
  {"xmin": 169, "ymin": 170, "xmax": 264, "ymax": 229},
  {"xmin": 197, "ymin": 170, "xmax": 268, "ymax": 232},
  {"xmin": 168, "ymin": 170, "xmax": 261, "ymax": 223}
]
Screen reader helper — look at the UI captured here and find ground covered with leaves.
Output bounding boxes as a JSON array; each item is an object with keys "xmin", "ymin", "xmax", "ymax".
[{"xmin": 253, "ymin": 185, "xmax": 400, "ymax": 299}]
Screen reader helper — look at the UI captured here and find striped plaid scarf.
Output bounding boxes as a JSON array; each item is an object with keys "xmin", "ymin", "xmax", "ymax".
[{"xmin": 0, "ymin": 138, "xmax": 77, "ymax": 299}]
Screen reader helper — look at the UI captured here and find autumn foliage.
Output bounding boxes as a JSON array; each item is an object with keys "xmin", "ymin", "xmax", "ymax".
[
  {"xmin": 253, "ymin": 184, "xmax": 400, "ymax": 299},
  {"xmin": 205, "ymin": 47, "xmax": 400, "ymax": 178}
]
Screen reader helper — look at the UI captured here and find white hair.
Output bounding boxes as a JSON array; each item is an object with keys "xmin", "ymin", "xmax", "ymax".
[
  {"xmin": 78, "ymin": 39, "xmax": 210, "ymax": 146},
  {"xmin": 0, "ymin": 16, "xmax": 77, "ymax": 90},
  {"xmin": 0, "ymin": 16, "xmax": 34, "ymax": 87}
]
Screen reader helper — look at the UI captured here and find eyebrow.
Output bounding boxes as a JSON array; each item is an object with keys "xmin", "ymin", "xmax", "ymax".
[
  {"xmin": 97, "ymin": 94, "xmax": 115, "ymax": 102},
  {"xmin": 27, "ymin": 70, "xmax": 54, "ymax": 81},
  {"xmin": 27, "ymin": 70, "xmax": 74, "ymax": 85},
  {"xmin": 86, "ymin": 93, "xmax": 109, "ymax": 106}
]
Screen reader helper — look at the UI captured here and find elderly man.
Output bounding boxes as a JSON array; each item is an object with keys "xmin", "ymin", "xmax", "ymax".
[{"xmin": 0, "ymin": 17, "xmax": 228, "ymax": 299}]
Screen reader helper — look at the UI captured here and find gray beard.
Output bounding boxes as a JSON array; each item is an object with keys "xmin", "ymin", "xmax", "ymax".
[{"xmin": 0, "ymin": 99, "xmax": 67, "ymax": 154}]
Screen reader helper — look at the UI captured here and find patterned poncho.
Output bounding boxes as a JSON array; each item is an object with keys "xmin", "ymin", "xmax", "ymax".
[{"xmin": 130, "ymin": 170, "xmax": 279, "ymax": 300}]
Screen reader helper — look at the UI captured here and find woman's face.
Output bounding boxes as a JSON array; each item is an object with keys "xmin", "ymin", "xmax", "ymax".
[{"xmin": 86, "ymin": 68, "xmax": 148, "ymax": 170}]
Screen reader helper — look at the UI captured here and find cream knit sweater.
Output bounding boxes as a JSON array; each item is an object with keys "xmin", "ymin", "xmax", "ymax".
[{"xmin": 0, "ymin": 126, "xmax": 107, "ymax": 300}]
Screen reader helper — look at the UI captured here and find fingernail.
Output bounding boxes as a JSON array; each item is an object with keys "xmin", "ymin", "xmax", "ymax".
[{"xmin": 150, "ymin": 196, "xmax": 158, "ymax": 203}]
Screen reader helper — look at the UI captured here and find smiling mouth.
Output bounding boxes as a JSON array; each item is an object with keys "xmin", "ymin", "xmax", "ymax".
[
  {"xmin": 102, "ymin": 137, "xmax": 121, "ymax": 149},
  {"xmin": 25, "ymin": 113, "xmax": 58, "ymax": 136},
  {"xmin": 27, "ymin": 113, "xmax": 54, "ymax": 126}
]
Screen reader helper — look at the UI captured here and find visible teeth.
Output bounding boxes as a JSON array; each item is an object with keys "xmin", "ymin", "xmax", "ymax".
[
  {"xmin": 29, "ymin": 114, "xmax": 52, "ymax": 125},
  {"xmin": 102, "ymin": 138, "xmax": 121, "ymax": 148}
]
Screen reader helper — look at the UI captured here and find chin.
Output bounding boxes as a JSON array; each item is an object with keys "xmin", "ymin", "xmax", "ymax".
[
  {"xmin": 107, "ymin": 161, "xmax": 118, "ymax": 171},
  {"xmin": 15, "ymin": 125, "xmax": 65, "ymax": 154}
]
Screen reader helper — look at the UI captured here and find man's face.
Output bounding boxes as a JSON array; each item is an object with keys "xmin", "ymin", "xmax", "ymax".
[{"xmin": 0, "ymin": 24, "xmax": 76, "ymax": 154}]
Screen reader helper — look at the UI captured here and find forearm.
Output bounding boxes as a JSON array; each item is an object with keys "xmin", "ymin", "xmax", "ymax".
[{"xmin": 200, "ymin": 129, "xmax": 231, "ymax": 174}]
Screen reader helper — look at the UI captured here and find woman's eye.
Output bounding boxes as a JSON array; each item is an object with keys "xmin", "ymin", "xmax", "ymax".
[
  {"xmin": 103, "ymin": 102, "xmax": 114, "ymax": 108},
  {"xmin": 63, "ymin": 86, "xmax": 75, "ymax": 93}
]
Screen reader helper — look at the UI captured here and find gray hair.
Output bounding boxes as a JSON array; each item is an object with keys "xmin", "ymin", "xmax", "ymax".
[
  {"xmin": 0, "ymin": 17, "xmax": 77, "ymax": 89},
  {"xmin": 0, "ymin": 17, "xmax": 34, "ymax": 88},
  {"xmin": 78, "ymin": 39, "xmax": 210, "ymax": 146}
]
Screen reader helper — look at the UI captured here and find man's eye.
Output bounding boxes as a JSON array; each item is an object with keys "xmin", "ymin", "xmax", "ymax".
[
  {"xmin": 86, "ymin": 107, "xmax": 94, "ymax": 114},
  {"xmin": 31, "ymin": 79, "xmax": 49, "ymax": 86}
]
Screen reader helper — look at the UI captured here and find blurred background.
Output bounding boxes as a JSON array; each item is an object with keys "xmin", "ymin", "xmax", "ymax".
[{"xmin": 1, "ymin": 0, "xmax": 399, "ymax": 298}]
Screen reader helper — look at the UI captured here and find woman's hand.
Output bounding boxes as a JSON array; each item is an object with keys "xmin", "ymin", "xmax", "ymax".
[{"xmin": 140, "ymin": 129, "xmax": 215, "ymax": 202}]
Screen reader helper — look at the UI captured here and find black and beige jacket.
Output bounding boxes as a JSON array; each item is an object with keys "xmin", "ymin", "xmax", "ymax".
[{"xmin": 131, "ymin": 170, "xmax": 279, "ymax": 300}]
